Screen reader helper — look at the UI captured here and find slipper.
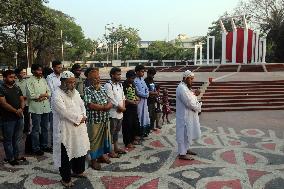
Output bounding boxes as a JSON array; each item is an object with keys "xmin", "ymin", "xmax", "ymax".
[
  {"xmin": 178, "ymin": 155, "xmax": 194, "ymax": 161},
  {"xmin": 109, "ymin": 153, "xmax": 121, "ymax": 158},
  {"xmin": 187, "ymin": 150, "xmax": 197, "ymax": 156},
  {"xmin": 71, "ymin": 173, "xmax": 87, "ymax": 179},
  {"xmin": 60, "ymin": 180, "xmax": 74, "ymax": 188},
  {"xmin": 97, "ymin": 157, "xmax": 111, "ymax": 164},
  {"xmin": 115, "ymin": 149, "xmax": 127, "ymax": 154},
  {"xmin": 16, "ymin": 157, "xmax": 27, "ymax": 162}
]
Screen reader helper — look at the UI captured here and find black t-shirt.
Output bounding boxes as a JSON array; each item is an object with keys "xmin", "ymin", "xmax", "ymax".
[{"xmin": 0, "ymin": 84, "xmax": 23, "ymax": 121}]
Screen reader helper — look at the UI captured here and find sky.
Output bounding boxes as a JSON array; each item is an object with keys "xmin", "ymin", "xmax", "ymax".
[{"xmin": 47, "ymin": 0, "xmax": 241, "ymax": 41}]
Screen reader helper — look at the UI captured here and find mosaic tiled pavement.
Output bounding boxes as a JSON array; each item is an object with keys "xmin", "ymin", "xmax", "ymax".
[{"xmin": 0, "ymin": 120, "xmax": 284, "ymax": 189}]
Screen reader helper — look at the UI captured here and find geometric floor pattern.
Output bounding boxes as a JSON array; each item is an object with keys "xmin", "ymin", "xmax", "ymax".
[{"xmin": 0, "ymin": 120, "xmax": 284, "ymax": 189}]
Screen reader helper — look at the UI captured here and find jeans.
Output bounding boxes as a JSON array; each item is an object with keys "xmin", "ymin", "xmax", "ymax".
[
  {"xmin": 31, "ymin": 113, "xmax": 49, "ymax": 152},
  {"xmin": 2, "ymin": 119, "xmax": 24, "ymax": 161}
]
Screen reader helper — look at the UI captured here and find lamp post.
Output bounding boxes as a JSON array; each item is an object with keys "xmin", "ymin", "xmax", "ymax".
[
  {"xmin": 14, "ymin": 52, "xmax": 18, "ymax": 68},
  {"xmin": 61, "ymin": 30, "xmax": 64, "ymax": 61}
]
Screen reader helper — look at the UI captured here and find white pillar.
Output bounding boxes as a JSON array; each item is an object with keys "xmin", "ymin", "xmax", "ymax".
[
  {"xmin": 259, "ymin": 39, "xmax": 263, "ymax": 63},
  {"xmin": 251, "ymin": 33, "xmax": 255, "ymax": 63},
  {"xmin": 255, "ymin": 32, "xmax": 259, "ymax": 63},
  {"xmin": 262, "ymin": 38, "xmax": 266, "ymax": 63},
  {"xmin": 220, "ymin": 20, "xmax": 227, "ymax": 64},
  {"xmin": 221, "ymin": 32, "xmax": 227, "ymax": 64},
  {"xmin": 207, "ymin": 38, "xmax": 210, "ymax": 65},
  {"xmin": 231, "ymin": 19, "xmax": 237, "ymax": 64},
  {"xmin": 243, "ymin": 15, "xmax": 248, "ymax": 64},
  {"xmin": 200, "ymin": 45, "xmax": 203, "ymax": 65},
  {"xmin": 194, "ymin": 45, "xmax": 198, "ymax": 65},
  {"xmin": 212, "ymin": 37, "xmax": 215, "ymax": 64},
  {"xmin": 207, "ymin": 36, "xmax": 215, "ymax": 64}
]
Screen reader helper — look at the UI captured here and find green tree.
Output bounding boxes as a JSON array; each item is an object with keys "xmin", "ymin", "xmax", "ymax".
[{"xmin": 104, "ymin": 24, "xmax": 141, "ymax": 61}]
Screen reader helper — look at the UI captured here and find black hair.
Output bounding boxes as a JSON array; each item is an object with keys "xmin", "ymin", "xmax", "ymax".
[
  {"xmin": 84, "ymin": 67, "xmax": 95, "ymax": 77},
  {"xmin": 135, "ymin": 65, "xmax": 145, "ymax": 72},
  {"xmin": 31, "ymin": 63, "xmax": 42, "ymax": 72},
  {"xmin": 52, "ymin": 60, "xmax": 62, "ymax": 67},
  {"xmin": 126, "ymin": 70, "xmax": 136, "ymax": 78},
  {"xmin": 109, "ymin": 67, "xmax": 121, "ymax": 78},
  {"xmin": 71, "ymin": 63, "xmax": 81, "ymax": 73},
  {"xmin": 147, "ymin": 67, "xmax": 156, "ymax": 75},
  {"xmin": 43, "ymin": 67, "xmax": 54, "ymax": 78},
  {"xmin": 3, "ymin": 70, "xmax": 15, "ymax": 78},
  {"xmin": 14, "ymin": 67, "xmax": 24, "ymax": 75}
]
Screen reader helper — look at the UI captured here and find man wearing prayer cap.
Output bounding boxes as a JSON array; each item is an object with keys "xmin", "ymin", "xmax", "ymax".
[
  {"xmin": 52, "ymin": 71, "xmax": 90, "ymax": 187},
  {"xmin": 175, "ymin": 70, "xmax": 202, "ymax": 160}
]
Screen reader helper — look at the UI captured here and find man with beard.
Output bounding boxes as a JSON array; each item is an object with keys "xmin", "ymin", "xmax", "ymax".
[
  {"xmin": 52, "ymin": 71, "xmax": 90, "ymax": 188},
  {"xmin": 26, "ymin": 64, "xmax": 52, "ymax": 156},
  {"xmin": 84, "ymin": 70, "xmax": 113, "ymax": 170},
  {"xmin": 104, "ymin": 67, "xmax": 126, "ymax": 157},
  {"xmin": 176, "ymin": 70, "xmax": 202, "ymax": 160},
  {"xmin": 0, "ymin": 70, "xmax": 26, "ymax": 166},
  {"xmin": 71, "ymin": 64, "xmax": 85, "ymax": 98}
]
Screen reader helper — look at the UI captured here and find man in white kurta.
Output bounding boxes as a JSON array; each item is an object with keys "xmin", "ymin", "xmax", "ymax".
[
  {"xmin": 176, "ymin": 70, "xmax": 202, "ymax": 160},
  {"xmin": 52, "ymin": 71, "xmax": 90, "ymax": 187}
]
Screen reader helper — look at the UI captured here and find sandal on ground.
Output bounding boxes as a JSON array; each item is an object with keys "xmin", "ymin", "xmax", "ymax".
[
  {"xmin": 126, "ymin": 144, "xmax": 135, "ymax": 148},
  {"xmin": 91, "ymin": 160, "xmax": 101, "ymax": 170},
  {"xmin": 16, "ymin": 157, "xmax": 27, "ymax": 162},
  {"xmin": 133, "ymin": 140, "xmax": 142, "ymax": 145},
  {"xmin": 60, "ymin": 180, "xmax": 74, "ymax": 188},
  {"xmin": 178, "ymin": 155, "xmax": 194, "ymax": 161},
  {"xmin": 115, "ymin": 149, "xmax": 127, "ymax": 154},
  {"xmin": 71, "ymin": 173, "xmax": 87, "ymax": 179},
  {"xmin": 108, "ymin": 152, "xmax": 121, "ymax": 158},
  {"xmin": 187, "ymin": 150, "xmax": 197, "ymax": 156},
  {"xmin": 97, "ymin": 156, "xmax": 111, "ymax": 164}
]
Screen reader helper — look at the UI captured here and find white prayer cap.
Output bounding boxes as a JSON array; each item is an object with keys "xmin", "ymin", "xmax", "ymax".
[
  {"xmin": 183, "ymin": 70, "xmax": 194, "ymax": 78},
  {"xmin": 61, "ymin": 71, "xmax": 74, "ymax": 79}
]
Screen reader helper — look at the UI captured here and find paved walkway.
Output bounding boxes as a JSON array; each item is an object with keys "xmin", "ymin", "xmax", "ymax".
[{"xmin": 0, "ymin": 113, "xmax": 283, "ymax": 189}]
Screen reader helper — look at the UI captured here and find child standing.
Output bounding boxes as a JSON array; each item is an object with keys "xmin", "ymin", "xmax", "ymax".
[
  {"xmin": 155, "ymin": 85, "xmax": 162, "ymax": 129},
  {"xmin": 162, "ymin": 88, "xmax": 172, "ymax": 124}
]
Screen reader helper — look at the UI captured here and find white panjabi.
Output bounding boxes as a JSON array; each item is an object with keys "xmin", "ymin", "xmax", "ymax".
[
  {"xmin": 52, "ymin": 88, "xmax": 90, "ymax": 168},
  {"xmin": 175, "ymin": 82, "xmax": 202, "ymax": 155}
]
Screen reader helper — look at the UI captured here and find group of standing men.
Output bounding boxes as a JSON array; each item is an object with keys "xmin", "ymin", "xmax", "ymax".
[{"xmin": 0, "ymin": 62, "xmax": 174, "ymax": 187}]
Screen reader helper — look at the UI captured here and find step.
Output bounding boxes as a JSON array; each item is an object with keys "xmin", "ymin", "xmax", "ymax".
[
  {"xmin": 202, "ymin": 98, "xmax": 284, "ymax": 104},
  {"xmin": 203, "ymin": 91, "xmax": 284, "ymax": 96},
  {"xmin": 202, "ymin": 94, "xmax": 284, "ymax": 100},
  {"xmin": 202, "ymin": 102, "xmax": 284, "ymax": 108},
  {"xmin": 205, "ymin": 89, "xmax": 284, "ymax": 92},
  {"xmin": 207, "ymin": 86, "xmax": 284, "ymax": 89},
  {"xmin": 202, "ymin": 106, "xmax": 284, "ymax": 112}
]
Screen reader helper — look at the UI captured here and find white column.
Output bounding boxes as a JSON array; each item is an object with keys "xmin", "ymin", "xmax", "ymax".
[
  {"xmin": 221, "ymin": 32, "xmax": 227, "ymax": 64},
  {"xmin": 207, "ymin": 37, "xmax": 210, "ymax": 65},
  {"xmin": 194, "ymin": 45, "xmax": 198, "ymax": 65},
  {"xmin": 259, "ymin": 39, "xmax": 263, "ymax": 63},
  {"xmin": 212, "ymin": 37, "xmax": 215, "ymax": 64},
  {"xmin": 220, "ymin": 20, "xmax": 227, "ymax": 64},
  {"xmin": 262, "ymin": 38, "xmax": 266, "ymax": 63},
  {"xmin": 255, "ymin": 32, "xmax": 259, "ymax": 63},
  {"xmin": 231, "ymin": 19, "xmax": 237, "ymax": 64},
  {"xmin": 242, "ymin": 15, "xmax": 248, "ymax": 64},
  {"xmin": 251, "ymin": 33, "xmax": 255, "ymax": 63},
  {"xmin": 200, "ymin": 45, "xmax": 203, "ymax": 65}
]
